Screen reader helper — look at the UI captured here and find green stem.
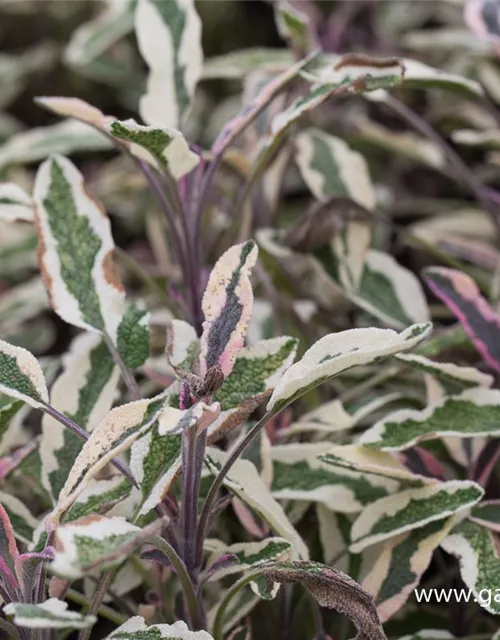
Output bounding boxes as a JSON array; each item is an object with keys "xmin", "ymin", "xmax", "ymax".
[
  {"xmin": 150, "ymin": 535, "xmax": 204, "ymax": 630},
  {"xmin": 102, "ymin": 332, "xmax": 141, "ymax": 401},
  {"xmin": 0, "ymin": 617, "xmax": 21, "ymax": 640},
  {"xmin": 65, "ymin": 589, "xmax": 127, "ymax": 626},
  {"xmin": 115, "ymin": 248, "xmax": 172, "ymax": 305},
  {"xmin": 212, "ymin": 570, "xmax": 262, "ymax": 640},
  {"xmin": 77, "ymin": 570, "xmax": 113, "ymax": 640}
]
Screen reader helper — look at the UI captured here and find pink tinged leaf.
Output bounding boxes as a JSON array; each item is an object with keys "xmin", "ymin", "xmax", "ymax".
[
  {"xmin": 0, "ymin": 441, "xmax": 39, "ymax": 482},
  {"xmin": 400, "ymin": 448, "xmax": 445, "ymax": 481},
  {"xmin": 200, "ymin": 240, "xmax": 259, "ymax": 378},
  {"xmin": 470, "ymin": 499, "xmax": 500, "ymax": 532},
  {"xmin": 0, "ymin": 504, "xmax": 20, "ymax": 592},
  {"xmin": 232, "ymin": 497, "xmax": 267, "ymax": 537},
  {"xmin": 15, "ymin": 549, "xmax": 55, "ymax": 600},
  {"xmin": 424, "ymin": 267, "xmax": 500, "ymax": 372},
  {"xmin": 201, "ymin": 553, "xmax": 239, "ymax": 584},
  {"xmin": 472, "ymin": 440, "xmax": 500, "ymax": 486},
  {"xmin": 465, "ymin": 0, "xmax": 500, "ymax": 49}
]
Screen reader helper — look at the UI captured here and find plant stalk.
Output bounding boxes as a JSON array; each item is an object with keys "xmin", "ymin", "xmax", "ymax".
[
  {"xmin": 65, "ymin": 589, "xmax": 127, "ymax": 626},
  {"xmin": 180, "ymin": 426, "xmax": 206, "ymax": 573},
  {"xmin": 102, "ymin": 333, "xmax": 141, "ymax": 401},
  {"xmin": 385, "ymin": 94, "xmax": 500, "ymax": 236},
  {"xmin": 151, "ymin": 535, "xmax": 204, "ymax": 630},
  {"xmin": 196, "ymin": 412, "xmax": 275, "ymax": 562},
  {"xmin": 212, "ymin": 570, "xmax": 262, "ymax": 640},
  {"xmin": 77, "ymin": 570, "xmax": 113, "ymax": 640}
]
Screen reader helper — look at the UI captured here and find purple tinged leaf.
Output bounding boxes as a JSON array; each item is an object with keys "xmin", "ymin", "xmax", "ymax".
[
  {"xmin": 212, "ymin": 56, "xmax": 314, "ymax": 156},
  {"xmin": 259, "ymin": 561, "xmax": 387, "ymax": 640},
  {"xmin": 201, "ymin": 553, "xmax": 238, "ymax": 584},
  {"xmin": 227, "ymin": 625, "xmax": 251, "ymax": 640},
  {"xmin": 0, "ymin": 503, "xmax": 20, "ymax": 592},
  {"xmin": 15, "ymin": 549, "xmax": 55, "ymax": 600},
  {"xmin": 424, "ymin": 267, "xmax": 500, "ymax": 372},
  {"xmin": 200, "ymin": 240, "xmax": 259, "ymax": 378}
]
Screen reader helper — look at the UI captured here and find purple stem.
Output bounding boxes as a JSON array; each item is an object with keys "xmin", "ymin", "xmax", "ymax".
[
  {"xmin": 385, "ymin": 95, "xmax": 500, "ymax": 236},
  {"xmin": 181, "ymin": 427, "xmax": 207, "ymax": 573},
  {"xmin": 195, "ymin": 412, "xmax": 274, "ymax": 565}
]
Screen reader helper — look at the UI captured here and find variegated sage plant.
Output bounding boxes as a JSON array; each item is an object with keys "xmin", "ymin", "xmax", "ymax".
[{"xmin": 3, "ymin": 1, "xmax": 500, "ymax": 640}]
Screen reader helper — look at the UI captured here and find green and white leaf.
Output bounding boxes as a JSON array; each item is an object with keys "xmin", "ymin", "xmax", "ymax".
[
  {"xmin": 206, "ymin": 537, "xmax": 292, "ymax": 582},
  {"xmin": 65, "ymin": 0, "xmax": 136, "ymax": 67},
  {"xmin": 316, "ymin": 245, "xmax": 430, "ymax": 327},
  {"xmin": 107, "ymin": 616, "xmax": 214, "ymax": 640},
  {"xmin": 4, "ymin": 599, "xmax": 96, "ymax": 630},
  {"xmin": 360, "ymin": 388, "xmax": 500, "ymax": 451},
  {"xmin": 470, "ymin": 500, "xmax": 500, "ymax": 533},
  {"xmin": 158, "ymin": 402, "xmax": 220, "ymax": 436},
  {"xmin": 35, "ymin": 96, "xmax": 111, "ymax": 129},
  {"xmin": 0, "ymin": 121, "xmax": 110, "ymax": 168},
  {"xmin": 300, "ymin": 54, "xmax": 405, "ymax": 92},
  {"xmin": 451, "ymin": 129, "xmax": 500, "ymax": 150},
  {"xmin": 363, "ymin": 517, "xmax": 455, "ymax": 622},
  {"xmin": 316, "ymin": 505, "xmax": 350, "ymax": 572},
  {"xmin": 108, "ymin": 119, "xmax": 199, "ymax": 180},
  {"xmin": 0, "ymin": 490, "xmax": 38, "ymax": 544},
  {"xmin": 63, "ymin": 476, "xmax": 133, "ymax": 523},
  {"xmin": 350, "ymin": 480, "xmax": 483, "ymax": 553},
  {"xmin": 358, "ymin": 249, "xmax": 430, "ymax": 325},
  {"xmin": 310, "ymin": 54, "xmax": 483, "ymax": 97},
  {"xmin": 214, "ymin": 336, "xmax": 298, "ymax": 411},
  {"xmin": 319, "ymin": 445, "xmax": 434, "ymax": 486},
  {"xmin": 41, "ymin": 332, "xmax": 119, "ymax": 502},
  {"xmin": 116, "ymin": 303, "xmax": 150, "ymax": 369},
  {"xmin": 285, "ymin": 393, "xmax": 401, "ymax": 437},
  {"xmin": 394, "ymin": 353, "xmax": 493, "ymax": 393},
  {"xmin": 34, "ymin": 154, "xmax": 126, "ymax": 341},
  {"xmin": 50, "ymin": 515, "xmax": 141, "ymax": 579},
  {"xmin": 441, "ymin": 519, "xmax": 500, "ymax": 614},
  {"xmin": 0, "ymin": 183, "xmax": 34, "ymax": 222},
  {"xmin": 354, "ymin": 115, "xmax": 446, "ymax": 169},
  {"xmin": 257, "ymin": 229, "xmax": 342, "ymax": 309},
  {"xmin": 166, "ymin": 320, "xmax": 198, "ymax": 370},
  {"xmin": 0, "ymin": 278, "xmax": 48, "ymax": 334},
  {"xmin": 0, "ymin": 221, "xmax": 38, "ymax": 277},
  {"xmin": 53, "ymin": 391, "xmax": 169, "ymax": 519},
  {"xmin": 402, "ymin": 58, "xmax": 483, "ymax": 97},
  {"xmin": 205, "ymin": 449, "xmax": 309, "ymax": 560},
  {"xmin": 202, "ymin": 48, "xmax": 293, "ymax": 80},
  {"xmin": 267, "ymin": 322, "xmax": 431, "ymax": 412},
  {"xmin": 274, "ymin": 1, "xmax": 311, "ymax": 53},
  {"xmin": 295, "ymin": 128, "xmax": 375, "ymax": 208},
  {"xmin": 0, "ymin": 399, "xmax": 24, "ymax": 457},
  {"xmin": 130, "ymin": 385, "xmax": 182, "ymax": 519},
  {"xmin": 0, "ymin": 339, "xmax": 48, "ymax": 409},
  {"xmin": 135, "ymin": 0, "xmax": 203, "ymax": 128},
  {"xmin": 271, "ymin": 443, "xmax": 400, "ymax": 513}
]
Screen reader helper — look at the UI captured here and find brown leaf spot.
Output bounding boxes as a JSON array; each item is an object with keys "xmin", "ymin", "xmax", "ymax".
[
  {"xmin": 34, "ymin": 210, "xmax": 56, "ymax": 309},
  {"xmin": 102, "ymin": 250, "xmax": 125, "ymax": 292},
  {"xmin": 335, "ymin": 53, "xmax": 402, "ymax": 70}
]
